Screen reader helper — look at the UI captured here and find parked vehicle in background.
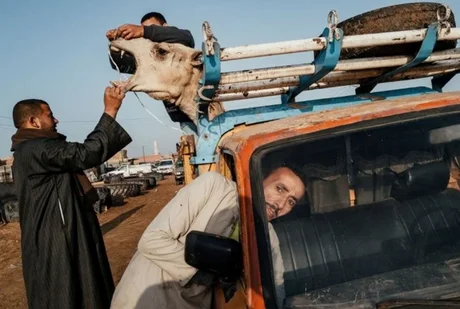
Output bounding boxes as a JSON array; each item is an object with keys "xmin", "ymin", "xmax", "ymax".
[
  {"xmin": 156, "ymin": 158, "xmax": 174, "ymax": 175},
  {"xmin": 150, "ymin": 162, "xmax": 159, "ymax": 173},
  {"xmin": 174, "ymin": 160, "xmax": 185, "ymax": 185},
  {"xmin": 101, "ymin": 163, "xmax": 154, "ymax": 179}
]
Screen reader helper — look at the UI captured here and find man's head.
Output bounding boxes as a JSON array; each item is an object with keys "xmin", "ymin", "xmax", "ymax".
[
  {"xmin": 141, "ymin": 12, "xmax": 168, "ymax": 27},
  {"xmin": 263, "ymin": 166, "xmax": 306, "ymax": 222},
  {"xmin": 12, "ymin": 99, "xmax": 58, "ymax": 131}
]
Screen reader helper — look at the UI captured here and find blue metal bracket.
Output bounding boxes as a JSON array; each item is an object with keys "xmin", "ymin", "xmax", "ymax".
[
  {"xmin": 281, "ymin": 27, "xmax": 343, "ymax": 104},
  {"xmin": 356, "ymin": 23, "xmax": 440, "ymax": 95},
  {"xmin": 196, "ymin": 21, "xmax": 221, "ymax": 116},
  {"xmin": 191, "ymin": 86, "xmax": 436, "ymax": 164},
  {"xmin": 198, "ymin": 41, "xmax": 221, "ymax": 102}
]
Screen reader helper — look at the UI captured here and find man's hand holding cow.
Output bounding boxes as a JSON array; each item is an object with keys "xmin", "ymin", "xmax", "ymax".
[
  {"xmin": 117, "ymin": 24, "xmax": 144, "ymax": 40},
  {"xmin": 106, "ymin": 29, "xmax": 119, "ymax": 41},
  {"xmin": 106, "ymin": 24, "xmax": 144, "ymax": 40},
  {"xmin": 104, "ymin": 86, "xmax": 126, "ymax": 119}
]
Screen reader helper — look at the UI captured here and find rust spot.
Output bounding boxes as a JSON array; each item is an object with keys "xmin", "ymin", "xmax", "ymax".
[
  {"xmin": 288, "ymin": 102, "xmax": 311, "ymax": 110},
  {"xmin": 313, "ymin": 38, "xmax": 324, "ymax": 46},
  {"xmin": 357, "ymin": 94, "xmax": 386, "ymax": 102}
]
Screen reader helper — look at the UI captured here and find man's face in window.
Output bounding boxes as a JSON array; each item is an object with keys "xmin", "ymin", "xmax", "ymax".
[{"xmin": 263, "ymin": 167, "xmax": 305, "ymax": 221}]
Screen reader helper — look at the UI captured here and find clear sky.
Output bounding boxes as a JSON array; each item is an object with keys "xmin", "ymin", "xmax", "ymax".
[{"xmin": 1, "ymin": 0, "xmax": 460, "ymax": 159}]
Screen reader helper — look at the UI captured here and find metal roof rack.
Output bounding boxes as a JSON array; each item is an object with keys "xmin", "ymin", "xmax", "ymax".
[{"xmin": 186, "ymin": 6, "xmax": 460, "ymax": 165}]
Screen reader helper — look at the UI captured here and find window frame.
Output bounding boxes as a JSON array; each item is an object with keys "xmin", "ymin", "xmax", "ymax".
[{"xmin": 248, "ymin": 106, "xmax": 460, "ymax": 308}]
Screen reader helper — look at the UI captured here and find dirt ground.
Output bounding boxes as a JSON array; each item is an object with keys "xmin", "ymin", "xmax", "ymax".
[{"xmin": 0, "ymin": 176, "xmax": 181, "ymax": 309}]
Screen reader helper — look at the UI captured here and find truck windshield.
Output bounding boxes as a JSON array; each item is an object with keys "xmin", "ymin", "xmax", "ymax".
[
  {"xmin": 160, "ymin": 160, "xmax": 173, "ymax": 166},
  {"xmin": 256, "ymin": 112, "xmax": 460, "ymax": 308}
]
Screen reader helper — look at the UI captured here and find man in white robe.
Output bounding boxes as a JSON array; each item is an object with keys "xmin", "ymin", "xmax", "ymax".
[{"xmin": 111, "ymin": 166, "xmax": 305, "ymax": 309}]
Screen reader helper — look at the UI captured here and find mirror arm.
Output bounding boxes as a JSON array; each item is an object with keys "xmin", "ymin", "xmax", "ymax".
[{"xmin": 218, "ymin": 278, "xmax": 238, "ymax": 303}]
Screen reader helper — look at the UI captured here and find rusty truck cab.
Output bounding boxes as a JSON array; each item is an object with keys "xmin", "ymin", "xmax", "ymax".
[{"xmin": 185, "ymin": 91, "xmax": 460, "ymax": 309}]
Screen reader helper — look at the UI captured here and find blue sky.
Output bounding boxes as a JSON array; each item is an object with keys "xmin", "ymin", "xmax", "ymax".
[{"xmin": 1, "ymin": 0, "xmax": 460, "ymax": 159}]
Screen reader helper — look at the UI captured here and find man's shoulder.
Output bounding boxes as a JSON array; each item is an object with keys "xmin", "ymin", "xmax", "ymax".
[
  {"xmin": 198, "ymin": 171, "xmax": 232, "ymax": 182},
  {"xmin": 193, "ymin": 171, "xmax": 236, "ymax": 189},
  {"xmin": 14, "ymin": 138, "xmax": 48, "ymax": 152},
  {"xmin": 13, "ymin": 137, "xmax": 65, "ymax": 159}
]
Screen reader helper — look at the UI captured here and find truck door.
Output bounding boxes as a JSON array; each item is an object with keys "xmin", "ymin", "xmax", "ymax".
[{"xmin": 213, "ymin": 153, "xmax": 248, "ymax": 309}]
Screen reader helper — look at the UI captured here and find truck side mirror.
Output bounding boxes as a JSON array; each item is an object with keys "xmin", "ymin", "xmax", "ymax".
[{"xmin": 185, "ymin": 230, "xmax": 242, "ymax": 282}]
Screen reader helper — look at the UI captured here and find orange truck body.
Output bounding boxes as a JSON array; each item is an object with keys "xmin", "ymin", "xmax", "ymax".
[{"xmin": 181, "ymin": 91, "xmax": 460, "ymax": 309}]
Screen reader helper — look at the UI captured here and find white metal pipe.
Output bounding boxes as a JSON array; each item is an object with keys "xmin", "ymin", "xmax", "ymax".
[
  {"xmin": 220, "ymin": 28, "xmax": 460, "ymax": 61},
  {"xmin": 221, "ymin": 64, "xmax": 313, "ymax": 85},
  {"xmin": 220, "ymin": 48, "xmax": 460, "ymax": 85},
  {"xmin": 215, "ymin": 60, "xmax": 460, "ymax": 102},
  {"xmin": 217, "ymin": 88, "xmax": 291, "ymax": 101}
]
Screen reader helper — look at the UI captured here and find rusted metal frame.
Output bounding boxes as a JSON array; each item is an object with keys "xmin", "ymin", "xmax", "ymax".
[
  {"xmin": 219, "ymin": 28, "xmax": 460, "ymax": 61},
  {"xmin": 356, "ymin": 23, "xmax": 440, "ymax": 94},
  {"xmin": 214, "ymin": 60, "xmax": 460, "ymax": 102},
  {"xmin": 218, "ymin": 48, "xmax": 460, "ymax": 86},
  {"xmin": 190, "ymin": 87, "xmax": 436, "ymax": 165},
  {"xmin": 281, "ymin": 24, "xmax": 343, "ymax": 104}
]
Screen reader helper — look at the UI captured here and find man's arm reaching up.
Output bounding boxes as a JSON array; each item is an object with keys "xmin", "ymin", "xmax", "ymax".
[{"xmin": 142, "ymin": 25, "xmax": 195, "ymax": 48}]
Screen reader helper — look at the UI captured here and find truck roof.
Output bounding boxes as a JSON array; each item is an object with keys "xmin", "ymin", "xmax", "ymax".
[{"xmin": 219, "ymin": 91, "xmax": 460, "ymax": 156}]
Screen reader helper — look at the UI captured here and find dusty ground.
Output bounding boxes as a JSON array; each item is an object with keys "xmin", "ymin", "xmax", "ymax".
[{"xmin": 0, "ymin": 176, "xmax": 181, "ymax": 309}]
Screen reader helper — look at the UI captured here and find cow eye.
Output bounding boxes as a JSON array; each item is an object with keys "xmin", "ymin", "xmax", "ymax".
[{"xmin": 157, "ymin": 47, "xmax": 169, "ymax": 56}]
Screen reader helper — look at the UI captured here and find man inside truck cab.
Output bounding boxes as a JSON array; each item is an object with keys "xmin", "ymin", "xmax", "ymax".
[{"xmin": 110, "ymin": 165, "xmax": 306, "ymax": 309}]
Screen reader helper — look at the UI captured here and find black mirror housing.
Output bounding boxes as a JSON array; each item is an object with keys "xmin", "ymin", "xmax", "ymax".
[{"xmin": 185, "ymin": 231, "xmax": 242, "ymax": 281}]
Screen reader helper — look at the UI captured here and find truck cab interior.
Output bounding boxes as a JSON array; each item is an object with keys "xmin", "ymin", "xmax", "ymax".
[{"xmin": 255, "ymin": 112, "xmax": 460, "ymax": 307}]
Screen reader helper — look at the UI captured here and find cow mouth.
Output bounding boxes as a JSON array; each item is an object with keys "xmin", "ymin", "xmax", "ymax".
[
  {"xmin": 108, "ymin": 40, "xmax": 176, "ymax": 103},
  {"xmin": 109, "ymin": 42, "xmax": 138, "ymax": 92}
]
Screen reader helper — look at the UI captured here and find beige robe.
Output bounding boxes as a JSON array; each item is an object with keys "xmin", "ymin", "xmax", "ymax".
[{"xmin": 110, "ymin": 171, "xmax": 286, "ymax": 309}]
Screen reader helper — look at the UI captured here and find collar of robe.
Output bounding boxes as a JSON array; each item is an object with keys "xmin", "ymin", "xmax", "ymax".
[{"xmin": 11, "ymin": 128, "xmax": 66, "ymax": 151}]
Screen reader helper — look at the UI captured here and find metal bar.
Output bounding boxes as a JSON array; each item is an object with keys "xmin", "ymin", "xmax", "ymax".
[
  {"xmin": 220, "ymin": 48, "xmax": 460, "ymax": 85},
  {"xmin": 215, "ymin": 60, "xmax": 460, "ymax": 102},
  {"xmin": 218, "ymin": 53, "xmax": 460, "ymax": 94},
  {"xmin": 219, "ymin": 28, "xmax": 460, "ymax": 61},
  {"xmin": 356, "ymin": 23, "xmax": 439, "ymax": 94},
  {"xmin": 282, "ymin": 27, "xmax": 343, "ymax": 103}
]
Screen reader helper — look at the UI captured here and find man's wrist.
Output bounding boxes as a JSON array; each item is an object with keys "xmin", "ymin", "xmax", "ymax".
[
  {"xmin": 104, "ymin": 108, "xmax": 118, "ymax": 119},
  {"xmin": 142, "ymin": 25, "xmax": 155, "ymax": 39}
]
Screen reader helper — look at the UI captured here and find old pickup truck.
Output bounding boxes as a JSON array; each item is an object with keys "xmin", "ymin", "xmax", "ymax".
[{"xmin": 108, "ymin": 2, "xmax": 460, "ymax": 308}]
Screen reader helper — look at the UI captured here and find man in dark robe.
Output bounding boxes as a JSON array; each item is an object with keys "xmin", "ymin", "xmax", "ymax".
[{"xmin": 10, "ymin": 85, "xmax": 132, "ymax": 309}]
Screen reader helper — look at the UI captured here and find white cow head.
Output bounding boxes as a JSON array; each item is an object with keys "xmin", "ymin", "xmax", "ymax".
[{"xmin": 109, "ymin": 38, "xmax": 224, "ymax": 124}]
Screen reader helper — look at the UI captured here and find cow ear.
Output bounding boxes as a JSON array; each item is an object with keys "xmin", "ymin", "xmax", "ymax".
[{"xmin": 191, "ymin": 51, "xmax": 203, "ymax": 67}]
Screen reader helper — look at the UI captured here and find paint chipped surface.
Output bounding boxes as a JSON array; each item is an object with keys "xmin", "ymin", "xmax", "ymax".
[{"xmin": 220, "ymin": 91, "xmax": 460, "ymax": 155}]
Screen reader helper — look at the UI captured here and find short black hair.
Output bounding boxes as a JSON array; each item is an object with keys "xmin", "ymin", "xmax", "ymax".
[
  {"xmin": 262, "ymin": 161, "xmax": 305, "ymax": 184},
  {"xmin": 12, "ymin": 99, "xmax": 48, "ymax": 129},
  {"xmin": 141, "ymin": 12, "xmax": 167, "ymax": 25}
]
